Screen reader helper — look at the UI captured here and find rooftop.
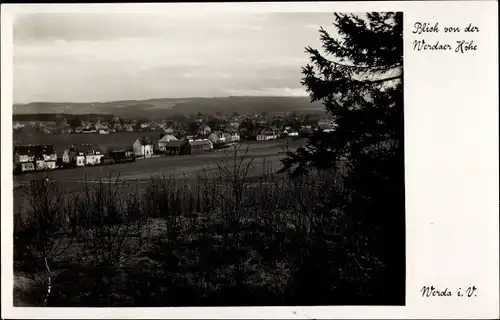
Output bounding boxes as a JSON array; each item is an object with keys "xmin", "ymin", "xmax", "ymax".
[
  {"xmin": 163, "ymin": 140, "xmax": 187, "ymax": 148},
  {"xmin": 189, "ymin": 139, "xmax": 213, "ymax": 147},
  {"xmin": 15, "ymin": 144, "xmax": 55, "ymax": 157}
]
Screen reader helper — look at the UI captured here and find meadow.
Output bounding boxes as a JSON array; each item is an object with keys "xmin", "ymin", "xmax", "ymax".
[{"xmin": 13, "ymin": 139, "xmax": 304, "ymax": 217}]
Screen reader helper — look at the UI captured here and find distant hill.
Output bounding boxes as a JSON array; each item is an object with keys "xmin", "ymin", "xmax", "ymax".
[
  {"xmin": 12, "ymin": 113, "xmax": 115, "ymax": 123},
  {"xmin": 13, "ymin": 96, "xmax": 325, "ymax": 120}
]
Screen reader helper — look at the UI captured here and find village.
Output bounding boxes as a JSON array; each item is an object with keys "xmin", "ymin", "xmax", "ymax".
[{"xmin": 13, "ymin": 114, "xmax": 338, "ymax": 174}]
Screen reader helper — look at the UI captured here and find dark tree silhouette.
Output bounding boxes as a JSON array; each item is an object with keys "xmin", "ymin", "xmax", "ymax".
[
  {"xmin": 280, "ymin": 12, "xmax": 405, "ymax": 304},
  {"xmin": 206, "ymin": 117, "xmax": 219, "ymax": 131},
  {"xmin": 187, "ymin": 122, "xmax": 200, "ymax": 136},
  {"xmin": 67, "ymin": 116, "xmax": 82, "ymax": 129}
]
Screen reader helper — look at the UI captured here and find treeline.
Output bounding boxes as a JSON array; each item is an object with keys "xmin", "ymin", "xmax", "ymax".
[
  {"xmin": 13, "ymin": 113, "xmax": 116, "ymax": 123},
  {"xmin": 170, "ymin": 96, "xmax": 324, "ymax": 116}
]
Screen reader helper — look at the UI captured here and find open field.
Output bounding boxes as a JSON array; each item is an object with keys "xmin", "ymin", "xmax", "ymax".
[
  {"xmin": 13, "ymin": 139, "xmax": 307, "ymax": 216},
  {"xmin": 14, "ymin": 139, "xmax": 305, "ymax": 183}
]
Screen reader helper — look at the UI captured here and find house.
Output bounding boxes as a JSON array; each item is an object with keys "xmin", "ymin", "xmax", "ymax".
[
  {"xmin": 62, "ymin": 150, "xmax": 71, "ymax": 164},
  {"xmin": 317, "ymin": 118, "xmax": 338, "ymax": 130},
  {"xmin": 102, "ymin": 155, "xmax": 115, "ymax": 165},
  {"xmin": 37, "ymin": 145, "xmax": 57, "ymax": 170},
  {"xmin": 109, "ymin": 150, "xmax": 136, "ymax": 163},
  {"xmin": 257, "ymin": 129, "xmax": 279, "ymax": 141},
  {"xmin": 298, "ymin": 125, "xmax": 314, "ymax": 137},
  {"xmin": 95, "ymin": 122, "xmax": 108, "ymax": 130},
  {"xmin": 283, "ymin": 129, "xmax": 299, "ymax": 137},
  {"xmin": 185, "ymin": 139, "xmax": 213, "ymax": 154},
  {"xmin": 13, "ymin": 122, "xmax": 25, "ymax": 130},
  {"xmin": 239, "ymin": 127, "xmax": 258, "ymax": 140},
  {"xmin": 133, "ymin": 137, "xmax": 154, "ymax": 158},
  {"xmin": 62, "ymin": 147, "xmax": 77, "ymax": 165},
  {"xmin": 197, "ymin": 124, "xmax": 212, "ymax": 137},
  {"xmin": 222, "ymin": 132, "xmax": 232, "ymax": 143},
  {"xmin": 14, "ymin": 144, "xmax": 57, "ymax": 171},
  {"xmin": 84, "ymin": 147, "xmax": 104, "ymax": 166},
  {"xmin": 162, "ymin": 139, "xmax": 189, "ymax": 155},
  {"xmin": 75, "ymin": 153, "xmax": 86, "ymax": 167},
  {"xmin": 157, "ymin": 134, "xmax": 178, "ymax": 153},
  {"xmin": 164, "ymin": 127, "xmax": 175, "ymax": 134},
  {"xmin": 13, "ymin": 145, "xmax": 36, "ymax": 172},
  {"xmin": 231, "ymin": 132, "xmax": 240, "ymax": 142},
  {"xmin": 208, "ymin": 131, "xmax": 227, "ymax": 144},
  {"xmin": 222, "ymin": 131, "xmax": 240, "ymax": 143},
  {"xmin": 81, "ymin": 121, "xmax": 91, "ymax": 128}
]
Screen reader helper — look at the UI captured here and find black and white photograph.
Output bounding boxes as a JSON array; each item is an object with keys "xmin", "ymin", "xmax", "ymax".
[
  {"xmin": 9, "ymin": 9, "xmax": 405, "ymax": 307},
  {"xmin": 4, "ymin": 2, "xmax": 500, "ymax": 318}
]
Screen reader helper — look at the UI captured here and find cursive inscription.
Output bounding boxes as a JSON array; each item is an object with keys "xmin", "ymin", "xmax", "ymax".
[
  {"xmin": 421, "ymin": 285, "xmax": 478, "ymax": 298},
  {"xmin": 412, "ymin": 22, "xmax": 480, "ymax": 54}
]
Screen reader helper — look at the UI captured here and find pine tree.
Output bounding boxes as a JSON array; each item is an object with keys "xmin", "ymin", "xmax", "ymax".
[{"xmin": 281, "ymin": 12, "xmax": 405, "ymax": 304}]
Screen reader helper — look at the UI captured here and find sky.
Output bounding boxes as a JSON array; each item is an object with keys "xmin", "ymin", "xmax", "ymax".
[{"xmin": 13, "ymin": 12, "xmax": 341, "ymax": 104}]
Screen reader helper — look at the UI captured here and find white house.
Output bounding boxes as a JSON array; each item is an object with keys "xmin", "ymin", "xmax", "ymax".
[
  {"xmin": 133, "ymin": 137, "xmax": 154, "ymax": 158},
  {"xmin": 227, "ymin": 132, "xmax": 240, "ymax": 142},
  {"xmin": 62, "ymin": 149, "xmax": 72, "ymax": 164},
  {"xmin": 13, "ymin": 122, "xmax": 25, "ymax": 130},
  {"xmin": 257, "ymin": 129, "xmax": 279, "ymax": 141},
  {"xmin": 76, "ymin": 153, "xmax": 86, "ymax": 167},
  {"xmin": 15, "ymin": 145, "xmax": 57, "ymax": 171},
  {"xmin": 222, "ymin": 132, "xmax": 232, "ymax": 143},
  {"xmin": 85, "ymin": 148, "xmax": 104, "ymax": 166},
  {"xmin": 14, "ymin": 145, "xmax": 36, "ymax": 172},
  {"xmin": 283, "ymin": 129, "xmax": 299, "ymax": 137},
  {"xmin": 158, "ymin": 134, "xmax": 178, "ymax": 152}
]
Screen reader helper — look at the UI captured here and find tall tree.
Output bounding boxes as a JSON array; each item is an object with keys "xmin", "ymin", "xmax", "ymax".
[{"xmin": 281, "ymin": 12, "xmax": 404, "ymax": 303}]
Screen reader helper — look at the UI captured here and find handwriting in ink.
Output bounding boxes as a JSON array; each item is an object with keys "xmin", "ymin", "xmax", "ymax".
[{"xmin": 421, "ymin": 285, "xmax": 478, "ymax": 298}]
